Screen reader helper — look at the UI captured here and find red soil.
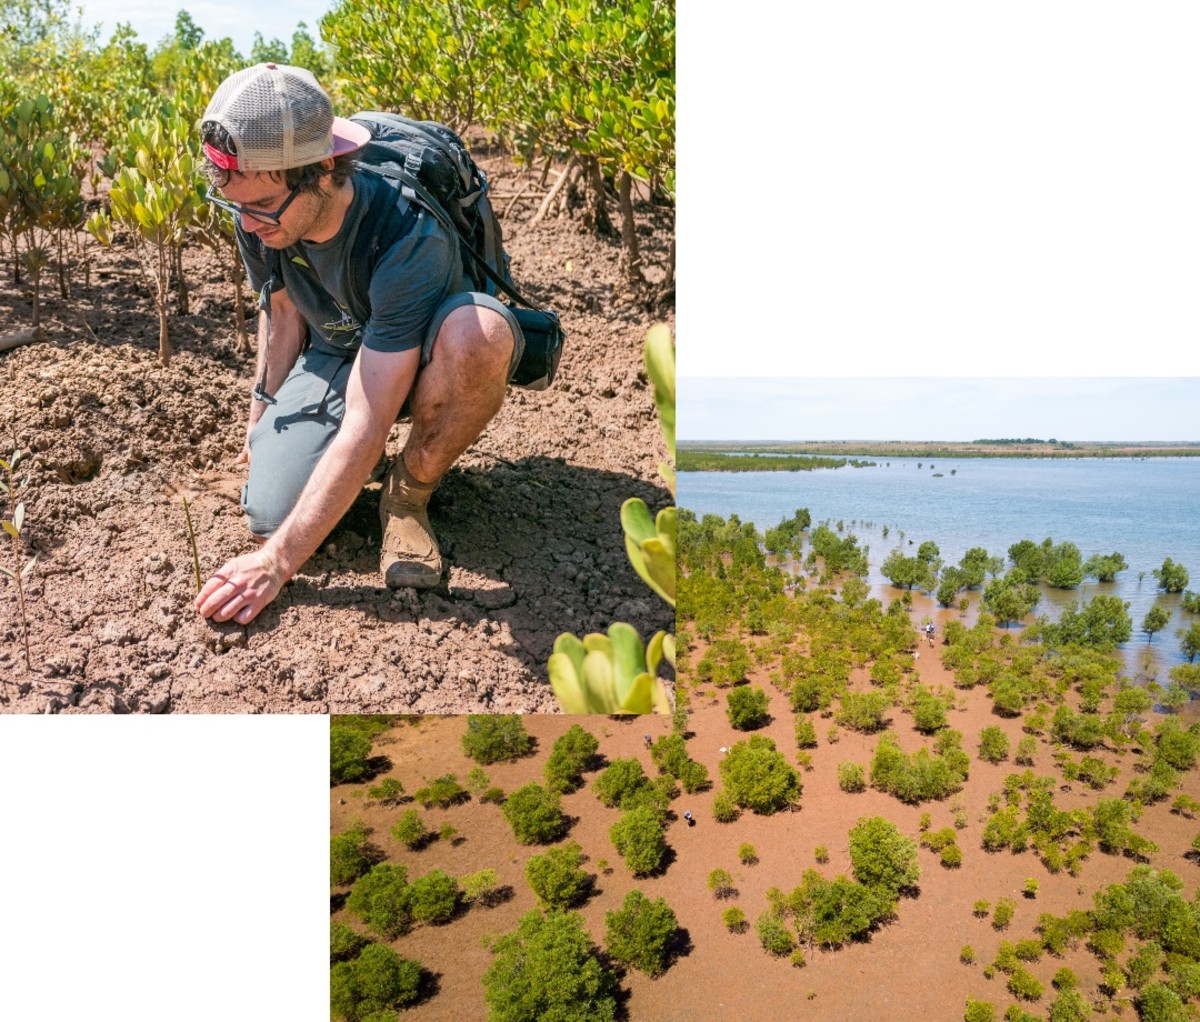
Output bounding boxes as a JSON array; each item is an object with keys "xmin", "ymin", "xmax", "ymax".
[{"xmin": 331, "ymin": 593, "xmax": 1200, "ymax": 1021}]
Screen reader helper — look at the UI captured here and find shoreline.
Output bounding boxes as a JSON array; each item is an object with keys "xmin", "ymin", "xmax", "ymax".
[{"xmin": 679, "ymin": 441, "xmax": 1200, "ymax": 462}]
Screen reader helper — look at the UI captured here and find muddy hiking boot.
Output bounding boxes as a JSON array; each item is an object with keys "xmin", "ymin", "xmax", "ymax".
[{"xmin": 379, "ymin": 455, "xmax": 442, "ymax": 589}]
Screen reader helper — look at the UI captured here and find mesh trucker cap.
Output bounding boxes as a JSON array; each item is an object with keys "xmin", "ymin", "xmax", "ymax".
[{"xmin": 202, "ymin": 62, "xmax": 370, "ymax": 172}]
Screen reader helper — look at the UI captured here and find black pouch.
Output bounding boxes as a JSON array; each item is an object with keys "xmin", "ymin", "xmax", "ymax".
[{"xmin": 510, "ymin": 306, "xmax": 565, "ymax": 390}]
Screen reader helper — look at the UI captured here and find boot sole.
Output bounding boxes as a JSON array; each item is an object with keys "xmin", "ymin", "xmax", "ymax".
[{"xmin": 383, "ymin": 561, "xmax": 442, "ymax": 590}]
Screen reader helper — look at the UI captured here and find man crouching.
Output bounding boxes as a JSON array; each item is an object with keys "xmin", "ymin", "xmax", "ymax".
[{"xmin": 194, "ymin": 63, "xmax": 524, "ymax": 624}]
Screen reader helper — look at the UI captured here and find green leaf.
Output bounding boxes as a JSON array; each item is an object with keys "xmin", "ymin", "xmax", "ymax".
[
  {"xmin": 620, "ymin": 497, "xmax": 656, "ymax": 545},
  {"xmin": 618, "ymin": 673, "xmax": 656, "ymax": 714},
  {"xmin": 552, "ymin": 632, "xmax": 588, "ymax": 677},
  {"xmin": 646, "ymin": 630, "xmax": 664, "ymax": 676},
  {"xmin": 582, "ymin": 632, "xmax": 611, "ymax": 658},
  {"xmin": 643, "ymin": 324, "xmax": 675, "ymax": 458},
  {"xmin": 608, "ymin": 622, "xmax": 645, "ymax": 704},
  {"xmin": 581, "ymin": 648, "xmax": 618, "ymax": 711},
  {"xmin": 548, "ymin": 651, "xmax": 591, "ymax": 714},
  {"xmin": 550, "ymin": 622, "xmax": 670, "ymax": 715},
  {"xmin": 621, "ymin": 498, "xmax": 675, "ymax": 605}
]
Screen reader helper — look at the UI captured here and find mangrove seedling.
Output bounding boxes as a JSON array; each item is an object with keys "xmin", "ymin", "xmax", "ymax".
[
  {"xmin": 182, "ymin": 495, "xmax": 201, "ymax": 595},
  {"xmin": 1, "ymin": 447, "xmax": 35, "ymax": 670}
]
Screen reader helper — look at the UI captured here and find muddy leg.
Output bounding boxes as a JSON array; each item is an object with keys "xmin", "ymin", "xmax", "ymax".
[
  {"xmin": 404, "ymin": 304, "xmax": 515, "ymax": 484},
  {"xmin": 379, "ymin": 305, "xmax": 514, "ymax": 588}
]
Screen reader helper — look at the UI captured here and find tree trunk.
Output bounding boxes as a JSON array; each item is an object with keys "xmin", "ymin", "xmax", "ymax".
[
  {"xmin": 157, "ymin": 302, "xmax": 171, "ymax": 366},
  {"xmin": 581, "ymin": 156, "xmax": 616, "ymax": 237},
  {"xmin": 156, "ymin": 242, "xmax": 172, "ymax": 366},
  {"xmin": 79, "ymin": 228, "xmax": 91, "ymax": 290},
  {"xmin": 57, "ymin": 230, "xmax": 70, "ymax": 298},
  {"xmin": 616, "ymin": 170, "xmax": 645, "ymax": 290},
  {"xmin": 658, "ymin": 233, "xmax": 676, "ymax": 304},
  {"xmin": 172, "ymin": 243, "xmax": 189, "ymax": 316},
  {"xmin": 557, "ymin": 162, "xmax": 583, "ymax": 218},
  {"xmin": 531, "ymin": 156, "xmax": 578, "ymax": 225}
]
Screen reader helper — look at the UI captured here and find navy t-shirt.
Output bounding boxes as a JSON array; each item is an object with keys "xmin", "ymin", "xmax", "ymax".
[{"xmin": 238, "ymin": 171, "xmax": 467, "ymax": 356}]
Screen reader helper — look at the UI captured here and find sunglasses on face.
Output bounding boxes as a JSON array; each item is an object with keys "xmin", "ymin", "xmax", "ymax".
[{"xmin": 204, "ymin": 182, "xmax": 302, "ymax": 225}]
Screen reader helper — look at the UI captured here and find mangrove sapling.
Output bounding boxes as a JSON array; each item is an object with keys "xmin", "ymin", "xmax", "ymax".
[
  {"xmin": 707, "ymin": 868, "xmax": 735, "ymax": 899},
  {"xmin": 1, "ymin": 446, "xmax": 35, "ymax": 670},
  {"xmin": 101, "ymin": 116, "xmax": 203, "ymax": 363},
  {"xmin": 182, "ymin": 494, "xmax": 201, "ymax": 594},
  {"xmin": 722, "ymin": 906, "xmax": 747, "ymax": 932}
]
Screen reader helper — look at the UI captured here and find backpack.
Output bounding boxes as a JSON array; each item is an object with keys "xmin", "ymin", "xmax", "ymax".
[{"xmin": 346, "ymin": 111, "xmax": 564, "ymax": 390}]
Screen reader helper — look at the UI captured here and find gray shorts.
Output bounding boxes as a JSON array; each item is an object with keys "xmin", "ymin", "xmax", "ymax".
[{"xmin": 241, "ymin": 292, "xmax": 524, "ymax": 536}]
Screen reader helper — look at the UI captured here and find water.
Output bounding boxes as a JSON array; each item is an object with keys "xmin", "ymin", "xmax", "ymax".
[{"xmin": 678, "ymin": 457, "xmax": 1200, "ymax": 673}]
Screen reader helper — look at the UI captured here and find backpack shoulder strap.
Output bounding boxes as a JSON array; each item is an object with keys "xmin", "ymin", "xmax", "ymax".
[
  {"xmin": 343, "ymin": 171, "xmax": 421, "ymax": 322},
  {"xmin": 357, "ymin": 160, "xmax": 540, "ymax": 311},
  {"xmin": 251, "ymin": 240, "xmax": 283, "ymax": 403}
]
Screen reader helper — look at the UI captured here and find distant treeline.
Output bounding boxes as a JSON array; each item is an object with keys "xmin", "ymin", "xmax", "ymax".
[
  {"xmin": 681, "ymin": 444, "xmax": 1200, "ymax": 461},
  {"xmin": 676, "ymin": 452, "xmax": 874, "ymax": 472},
  {"xmin": 973, "ymin": 438, "xmax": 1075, "ymax": 447}
]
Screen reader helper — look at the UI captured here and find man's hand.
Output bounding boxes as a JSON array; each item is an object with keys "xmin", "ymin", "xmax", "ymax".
[
  {"xmin": 195, "ymin": 548, "xmax": 288, "ymax": 624},
  {"xmin": 199, "ymin": 344, "xmax": 417, "ymax": 626}
]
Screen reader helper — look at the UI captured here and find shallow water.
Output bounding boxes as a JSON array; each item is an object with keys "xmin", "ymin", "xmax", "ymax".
[{"xmin": 678, "ymin": 456, "xmax": 1200, "ymax": 672}]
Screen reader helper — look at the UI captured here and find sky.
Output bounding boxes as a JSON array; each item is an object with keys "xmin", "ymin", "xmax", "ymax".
[
  {"xmin": 677, "ymin": 3, "xmax": 1200, "ymax": 380},
  {"xmin": 73, "ymin": 0, "xmax": 334, "ymax": 58},
  {"xmin": 679, "ymin": 376, "xmax": 1200, "ymax": 443}
]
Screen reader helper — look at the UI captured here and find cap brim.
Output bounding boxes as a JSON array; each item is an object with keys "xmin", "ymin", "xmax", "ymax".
[{"xmin": 331, "ymin": 116, "xmax": 371, "ymax": 157}]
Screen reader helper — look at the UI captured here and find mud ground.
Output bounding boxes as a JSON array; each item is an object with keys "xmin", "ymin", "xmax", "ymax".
[
  {"xmin": 0, "ymin": 153, "xmax": 674, "ymax": 713},
  {"xmin": 330, "ymin": 595, "xmax": 1200, "ymax": 1022}
]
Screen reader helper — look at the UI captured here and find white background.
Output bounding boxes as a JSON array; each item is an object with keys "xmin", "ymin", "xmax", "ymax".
[
  {"xmin": 6, "ymin": 4, "xmax": 1200, "ymax": 1019},
  {"xmin": 1, "ymin": 716, "xmax": 327, "ymax": 1017}
]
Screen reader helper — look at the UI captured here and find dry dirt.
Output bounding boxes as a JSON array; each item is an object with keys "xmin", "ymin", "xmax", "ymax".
[
  {"xmin": 0, "ymin": 154, "xmax": 674, "ymax": 713},
  {"xmin": 330, "ymin": 594, "xmax": 1200, "ymax": 1022}
]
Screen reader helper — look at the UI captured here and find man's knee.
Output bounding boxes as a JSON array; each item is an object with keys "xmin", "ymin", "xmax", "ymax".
[
  {"xmin": 432, "ymin": 304, "xmax": 516, "ymax": 377},
  {"xmin": 240, "ymin": 480, "xmax": 288, "ymax": 539}
]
